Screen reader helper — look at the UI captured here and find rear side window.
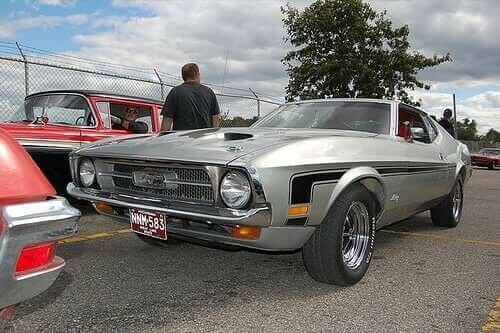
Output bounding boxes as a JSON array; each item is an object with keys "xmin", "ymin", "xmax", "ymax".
[{"xmin": 422, "ymin": 116, "xmax": 438, "ymax": 142}]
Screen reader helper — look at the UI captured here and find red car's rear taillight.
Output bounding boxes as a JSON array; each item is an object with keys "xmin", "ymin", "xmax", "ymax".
[{"xmin": 15, "ymin": 242, "xmax": 56, "ymax": 275}]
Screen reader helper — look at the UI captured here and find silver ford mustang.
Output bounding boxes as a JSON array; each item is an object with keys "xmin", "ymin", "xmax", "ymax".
[{"xmin": 67, "ymin": 99, "xmax": 472, "ymax": 285}]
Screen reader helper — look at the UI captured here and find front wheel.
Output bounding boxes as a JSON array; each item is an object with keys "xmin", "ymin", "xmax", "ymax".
[
  {"xmin": 302, "ymin": 184, "xmax": 376, "ymax": 286},
  {"xmin": 430, "ymin": 178, "xmax": 464, "ymax": 228}
]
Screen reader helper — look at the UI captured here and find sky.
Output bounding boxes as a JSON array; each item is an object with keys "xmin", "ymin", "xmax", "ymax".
[{"xmin": 0, "ymin": 0, "xmax": 499, "ymax": 133}]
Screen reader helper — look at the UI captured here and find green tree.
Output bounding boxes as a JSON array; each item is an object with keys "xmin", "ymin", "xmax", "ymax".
[
  {"xmin": 281, "ymin": 0, "xmax": 451, "ymax": 106},
  {"xmin": 456, "ymin": 118, "xmax": 479, "ymax": 141},
  {"xmin": 480, "ymin": 128, "xmax": 500, "ymax": 142}
]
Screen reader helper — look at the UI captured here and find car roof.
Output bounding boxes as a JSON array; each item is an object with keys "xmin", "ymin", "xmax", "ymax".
[
  {"xmin": 287, "ymin": 98, "xmax": 395, "ymax": 105},
  {"xmin": 286, "ymin": 98, "xmax": 431, "ymax": 116},
  {"xmin": 26, "ymin": 90, "xmax": 164, "ymax": 105}
]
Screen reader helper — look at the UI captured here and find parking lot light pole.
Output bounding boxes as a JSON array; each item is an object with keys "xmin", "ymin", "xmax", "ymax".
[{"xmin": 453, "ymin": 93, "xmax": 458, "ymax": 138}]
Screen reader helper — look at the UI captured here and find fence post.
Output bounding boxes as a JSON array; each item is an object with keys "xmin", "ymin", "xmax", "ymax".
[
  {"xmin": 249, "ymin": 88, "xmax": 260, "ymax": 119},
  {"xmin": 16, "ymin": 42, "xmax": 29, "ymax": 96},
  {"xmin": 153, "ymin": 68, "xmax": 164, "ymax": 100}
]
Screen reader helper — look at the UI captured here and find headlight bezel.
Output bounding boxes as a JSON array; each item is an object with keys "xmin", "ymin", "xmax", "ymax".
[
  {"xmin": 78, "ymin": 158, "xmax": 96, "ymax": 188},
  {"xmin": 220, "ymin": 170, "xmax": 252, "ymax": 209}
]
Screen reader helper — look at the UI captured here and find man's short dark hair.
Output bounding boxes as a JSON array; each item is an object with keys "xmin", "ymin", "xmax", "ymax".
[
  {"xmin": 443, "ymin": 108, "xmax": 453, "ymax": 118},
  {"xmin": 181, "ymin": 63, "xmax": 199, "ymax": 81}
]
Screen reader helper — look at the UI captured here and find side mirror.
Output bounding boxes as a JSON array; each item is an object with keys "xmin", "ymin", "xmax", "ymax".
[{"xmin": 410, "ymin": 127, "xmax": 425, "ymax": 140}]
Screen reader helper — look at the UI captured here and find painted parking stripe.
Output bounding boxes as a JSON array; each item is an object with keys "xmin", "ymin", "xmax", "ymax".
[
  {"xmin": 60, "ymin": 228, "xmax": 500, "ymax": 247},
  {"xmin": 58, "ymin": 229, "xmax": 132, "ymax": 244},
  {"xmin": 381, "ymin": 230, "xmax": 500, "ymax": 247},
  {"xmin": 482, "ymin": 296, "xmax": 500, "ymax": 332}
]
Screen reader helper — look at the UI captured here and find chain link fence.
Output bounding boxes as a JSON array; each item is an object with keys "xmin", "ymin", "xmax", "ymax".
[
  {"xmin": 461, "ymin": 141, "xmax": 500, "ymax": 153},
  {"xmin": 0, "ymin": 43, "xmax": 282, "ymax": 127}
]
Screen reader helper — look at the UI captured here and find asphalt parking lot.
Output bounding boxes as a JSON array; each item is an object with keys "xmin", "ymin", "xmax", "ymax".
[{"xmin": 1, "ymin": 169, "xmax": 499, "ymax": 332}]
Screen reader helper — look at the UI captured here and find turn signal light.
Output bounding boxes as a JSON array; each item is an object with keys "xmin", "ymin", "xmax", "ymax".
[
  {"xmin": 231, "ymin": 225, "xmax": 261, "ymax": 240},
  {"xmin": 94, "ymin": 202, "xmax": 114, "ymax": 214},
  {"xmin": 15, "ymin": 242, "xmax": 56, "ymax": 274},
  {"xmin": 288, "ymin": 205, "xmax": 309, "ymax": 216}
]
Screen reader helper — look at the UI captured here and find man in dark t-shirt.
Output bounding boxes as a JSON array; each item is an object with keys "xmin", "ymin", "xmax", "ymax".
[
  {"xmin": 160, "ymin": 63, "xmax": 220, "ymax": 131},
  {"xmin": 438, "ymin": 108, "xmax": 455, "ymax": 138}
]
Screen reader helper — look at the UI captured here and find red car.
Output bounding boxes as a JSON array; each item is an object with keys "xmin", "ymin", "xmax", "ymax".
[
  {"xmin": 0, "ymin": 128, "xmax": 79, "ymax": 316},
  {"xmin": 0, "ymin": 90, "xmax": 164, "ymax": 194},
  {"xmin": 470, "ymin": 148, "xmax": 500, "ymax": 169}
]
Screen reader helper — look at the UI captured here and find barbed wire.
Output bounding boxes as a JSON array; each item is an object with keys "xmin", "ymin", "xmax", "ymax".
[{"xmin": 0, "ymin": 40, "xmax": 284, "ymax": 103}]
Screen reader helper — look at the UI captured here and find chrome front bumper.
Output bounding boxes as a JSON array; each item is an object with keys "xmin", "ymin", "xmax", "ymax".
[
  {"xmin": 0, "ymin": 197, "xmax": 80, "ymax": 309},
  {"xmin": 67, "ymin": 183, "xmax": 314, "ymax": 251},
  {"xmin": 67, "ymin": 183, "xmax": 271, "ymax": 226}
]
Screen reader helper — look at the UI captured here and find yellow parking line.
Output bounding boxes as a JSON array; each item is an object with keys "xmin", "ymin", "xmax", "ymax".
[
  {"xmin": 59, "ymin": 237, "xmax": 88, "ymax": 244},
  {"xmin": 84, "ymin": 232, "xmax": 113, "ymax": 239},
  {"xmin": 483, "ymin": 296, "xmax": 500, "ymax": 332},
  {"xmin": 116, "ymin": 229, "xmax": 133, "ymax": 234},
  {"xmin": 58, "ymin": 229, "xmax": 131, "ymax": 244},
  {"xmin": 380, "ymin": 230, "xmax": 500, "ymax": 247}
]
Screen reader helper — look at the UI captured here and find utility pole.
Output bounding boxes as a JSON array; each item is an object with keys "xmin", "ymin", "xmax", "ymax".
[
  {"xmin": 16, "ymin": 42, "xmax": 29, "ymax": 96},
  {"xmin": 453, "ymin": 93, "xmax": 457, "ymax": 138}
]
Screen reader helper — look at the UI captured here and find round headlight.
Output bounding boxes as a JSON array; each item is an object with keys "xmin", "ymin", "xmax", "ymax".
[
  {"xmin": 79, "ymin": 159, "xmax": 96, "ymax": 187},
  {"xmin": 220, "ymin": 171, "xmax": 251, "ymax": 209}
]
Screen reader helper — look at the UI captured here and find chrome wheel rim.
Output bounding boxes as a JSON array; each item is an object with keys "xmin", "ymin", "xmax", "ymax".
[
  {"xmin": 341, "ymin": 201, "xmax": 370, "ymax": 270},
  {"xmin": 452, "ymin": 182, "xmax": 463, "ymax": 221}
]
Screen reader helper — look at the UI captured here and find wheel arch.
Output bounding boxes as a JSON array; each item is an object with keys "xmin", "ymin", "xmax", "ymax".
[
  {"xmin": 455, "ymin": 142, "xmax": 472, "ymax": 184},
  {"xmin": 312, "ymin": 167, "xmax": 386, "ymax": 225}
]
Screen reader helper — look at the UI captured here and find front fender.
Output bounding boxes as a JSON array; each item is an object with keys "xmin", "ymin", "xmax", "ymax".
[
  {"xmin": 308, "ymin": 167, "xmax": 385, "ymax": 226},
  {"xmin": 456, "ymin": 142, "xmax": 472, "ymax": 184}
]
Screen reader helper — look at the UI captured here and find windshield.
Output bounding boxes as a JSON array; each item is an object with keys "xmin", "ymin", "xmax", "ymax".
[
  {"xmin": 480, "ymin": 149, "xmax": 500, "ymax": 155},
  {"xmin": 252, "ymin": 101, "xmax": 391, "ymax": 134},
  {"xmin": 10, "ymin": 94, "xmax": 95, "ymax": 126}
]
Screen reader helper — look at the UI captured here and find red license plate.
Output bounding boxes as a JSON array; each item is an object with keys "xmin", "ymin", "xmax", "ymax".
[{"xmin": 130, "ymin": 208, "xmax": 167, "ymax": 240}]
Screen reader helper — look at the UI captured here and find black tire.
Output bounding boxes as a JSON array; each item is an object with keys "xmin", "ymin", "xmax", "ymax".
[
  {"xmin": 430, "ymin": 178, "xmax": 464, "ymax": 228},
  {"xmin": 488, "ymin": 163, "xmax": 494, "ymax": 170},
  {"xmin": 135, "ymin": 233, "xmax": 180, "ymax": 248},
  {"xmin": 302, "ymin": 184, "xmax": 376, "ymax": 286}
]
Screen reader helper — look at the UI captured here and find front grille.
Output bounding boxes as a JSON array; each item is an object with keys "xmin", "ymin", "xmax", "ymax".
[{"xmin": 98, "ymin": 161, "xmax": 214, "ymax": 205}]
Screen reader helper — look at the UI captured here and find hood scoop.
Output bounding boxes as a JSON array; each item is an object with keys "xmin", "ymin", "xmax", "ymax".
[{"xmin": 223, "ymin": 132, "xmax": 253, "ymax": 141}]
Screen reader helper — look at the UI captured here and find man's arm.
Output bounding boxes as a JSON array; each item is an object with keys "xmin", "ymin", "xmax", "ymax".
[
  {"xmin": 160, "ymin": 88, "xmax": 176, "ymax": 131},
  {"xmin": 210, "ymin": 90, "xmax": 221, "ymax": 128},
  {"xmin": 161, "ymin": 117, "xmax": 174, "ymax": 131},
  {"xmin": 211, "ymin": 114, "xmax": 221, "ymax": 128}
]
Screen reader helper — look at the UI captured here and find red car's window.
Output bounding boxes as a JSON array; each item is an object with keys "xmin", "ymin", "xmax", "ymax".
[{"xmin": 109, "ymin": 102, "xmax": 153, "ymax": 132}]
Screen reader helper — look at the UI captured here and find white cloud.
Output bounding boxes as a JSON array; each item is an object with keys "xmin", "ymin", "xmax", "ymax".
[
  {"xmin": 0, "ymin": 22, "xmax": 15, "ymax": 38},
  {"xmin": 468, "ymin": 91, "xmax": 500, "ymax": 108},
  {"xmin": 411, "ymin": 89, "xmax": 500, "ymax": 134},
  {"xmin": 2, "ymin": 0, "xmax": 500, "ymax": 130},
  {"xmin": 0, "ymin": 14, "xmax": 89, "ymax": 37},
  {"xmin": 37, "ymin": 0, "xmax": 77, "ymax": 7},
  {"xmin": 14, "ymin": 14, "xmax": 88, "ymax": 30}
]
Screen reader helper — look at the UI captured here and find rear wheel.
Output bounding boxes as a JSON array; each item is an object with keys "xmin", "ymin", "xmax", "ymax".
[
  {"xmin": 430, "ymin": 178, "xmax": 464, "ymax": 228},
  {"xmin": 302, "ymin": 184, "xmax": 376, "ymax": 286}
]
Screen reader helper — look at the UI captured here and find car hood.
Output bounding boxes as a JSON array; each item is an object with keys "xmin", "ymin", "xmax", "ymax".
[
  {"xmin": 76, "ymin": 127, "xmax": 378, "ymax": 165},
  {"xmin": 0, "ymin": 122, "xmax": 81, "ymax": 138}
]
